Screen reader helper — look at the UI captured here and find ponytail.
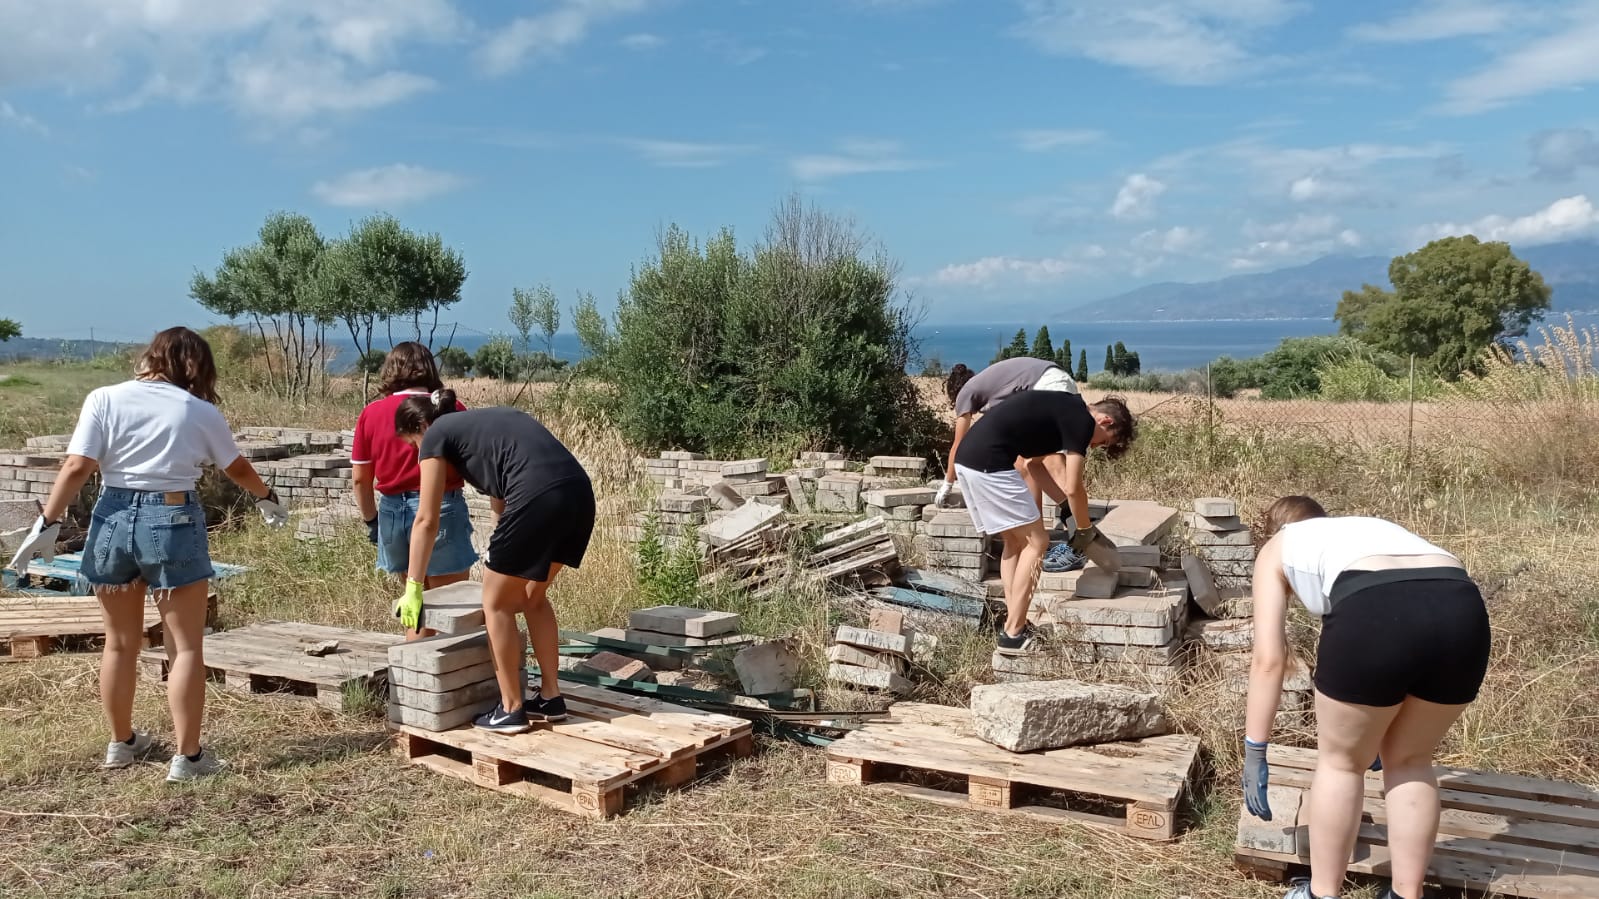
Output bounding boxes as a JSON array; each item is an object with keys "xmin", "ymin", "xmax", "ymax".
[{"xmin": 395, "ymin": 388, "xmax": 459, "ymax": 435}]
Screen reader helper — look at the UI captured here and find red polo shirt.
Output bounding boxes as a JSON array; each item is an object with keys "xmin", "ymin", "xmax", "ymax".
[{"xmin": 351, "ymin": 389, "xmax": 467, "ymax": 494}]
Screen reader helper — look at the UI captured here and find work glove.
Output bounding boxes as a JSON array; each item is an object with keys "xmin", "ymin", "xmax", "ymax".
[
  {"xmin": 365, "ymin": 516, "xmax": 379, "ymax": 545},
  {"xmin": 256, "ymin": 490, "xmax": 289, "ymax": 528},
  {"xmin": 393, "ymin": 579, "xmax": 425, "ymax": 631},
  {"xmin": 933, "ymin": 481, "xmax": 953, "ymax": 508},
  {"xmin": 6, "ymin": 514, "xmax": 61, "ymax": 578},
  {"xmin": 1067, "ymin": 523, "xmax": 1101, "ymax": 554},
  {"xmin": 1242, "ymin": 738, "xmax": 1272, "ymax": 820}
]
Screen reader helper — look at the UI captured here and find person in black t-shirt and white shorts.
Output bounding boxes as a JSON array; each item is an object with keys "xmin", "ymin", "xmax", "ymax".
[
  {"xmin": 392, "ymin": 392, "xmax": 596, "ymax": 735},
  {"xmin": 952, "ymin": 390, "xmax": 1136, "ymax": 655}
]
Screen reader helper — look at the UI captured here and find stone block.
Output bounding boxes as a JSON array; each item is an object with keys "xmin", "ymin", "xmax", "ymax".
[
  {"xmin": 657, "ymin": 493, "xmax": 711, "ymax": 514},
  {"xmin": 867, "ymin": 455, "xmax": 927, "ymax": 473},
  {"xmin": 926, "ymin": 536, "xmax": 985, "ymax": 554},
  {"xmin": 829, "ymin": 643, "xmax": 909, "ymax": 674},
  {"xmin": 389, "ymin": 660, "xmax": 498, "ymax": 693},
  {"xmin": 1118, "ymin": 567, "xmax": 1156, "ymax": 588},
  {"xmin": 1193, "ymin": 497, "xmax": 1237, "ymax": 517},
  {"xmin": 393, "ymin": 678, "xmax": 500, "ymax": 714},
  {"xmin": 388, "ymin": 631, "xmax": 493, "ymax": 676},
  {"xmin": 1097, "ymin": 501, "xmax": 1180, "ymax": 546},
  {"xmin": 835, "ymin": 625, "xmax": 911, "ymax": 658},
  {"xmin": 798, "ymin": 451, "xmax": 846, "ymax": 462},
  {"xmin": 1188, "ymin": 526, "xmax": 1254, "ymax": 546},
  {"xmin": 720, "ymin": 458, "xmax": 768, "ymax": 477},
  {"xmin": 1183, "ymin": 511, "xmax": 1245, "ymax": 533},
  {"xmin": 1182, "ymin": 553, "xmax": 1223, "ymax": 617},
  {"xmin": 867, "ymin": 607, "xmax": 911, "ymax": 638},
  {"xmin": 660, "ymin": 451, "xmax": 705, "ymax": 461},
  {"xmin": 970, "ymin": 679, "xmax": 1170, "ymax": 752},
  {"xmin": 419, "ymin": 582, "xmax": 486, "ymax": 635},
  {"xmin": 1207, "ymin": 560, "xmax": 1255, "ymax": 577},
  {"xmin": 1186, "ymin": 617, "xmax": 1253, "ymax": 651},
  {"xmin": 1115, "ymin": 544, "xmax": 1162, "ymax": 568},
  {"xmin": 1216, "ymin": 587, "xmax": 1253, "ymax": 619},
  {"xmin": 827, "ymin": 662, "xmax": 912, "ymax": 694},
  {"xmin": 700, "ymin": 502, "xmax": 783, "ymax": 547},
  {"xmin": 1237, "ymin": 787, "xmax": 1304, "ymax": 855},
  {"xmin": 578, "ymin": 650, "xmax": 655, "ymax": 682},
  {"xmin": 387, "ymin": 699, "xmax": 495, "ymax": 732},
  {"xmin": 624, "ymin": 629, "xmax": 750, "ymax": 648},
  {"xmin": 927, "ymin": 511, "xmax": 980, "ymax": 538},
  {"xmin": 784, "ymin": 475, "xmax": 812, "ymax": 514},
  {"xmin": 628, "ymin": 605, "xmax": 741, "ymax": 638},
  {"xmin": 1066, "ymin": 620, "xmax": 1177, "ymax": 646},
  {"xmin": 814, "ymin": 489, "xmax": 862, "ymax": 514},
  {"xmin": 1071, "ymin": 566, "xmax": 1120, "ymax": 599},
  {"xmin": 733, "ymin": 641, "xmax": 800, "ymax": 695},
  {"xmin": 1196, "ymin": 544, "xmax": 1257, "ymax": 563},
  {"xmin": 863, "ymin": 487, "xmax": 936, "ymax": 508},
  {"xmin": 874, "ymin": 503, "xmax": 923, "ymax": 521},
  {"xmin": 1038, "ymin": 593, "xmax": 1183, "ymax": 628}
]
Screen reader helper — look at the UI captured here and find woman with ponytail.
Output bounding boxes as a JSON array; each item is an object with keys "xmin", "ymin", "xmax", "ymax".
[{"xmin": 391, "ymin": 394, "xmax": 595, "ymax": 734}]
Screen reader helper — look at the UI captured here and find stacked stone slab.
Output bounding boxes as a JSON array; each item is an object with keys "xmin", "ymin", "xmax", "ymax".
[
  {"xmin": 387, "ymin": 630, "xmax": 500, "ymax": 731},
  {"xmin": 1183, "ymin": 497, "xmax": 1255, "ymax": 590},
  {"xmin": 253, "ymin": 453, "xmax": 355, "ymax": 508},
  {"xmin": 919, "ymin": 509, "xmax": 994, "ymax": 580},
  {"xmin": 625, "ymin": 604, "xmax": 744, "ymax": 648},
  {"xmin": 621, "ymin": 492, "xmax": 711, "ymax": 554},
  {"xmin": 995, "ymin": 570, "xmax": 1191, "ymax": 688},
  {"xmin": 862, "ymin": 456, "xmax": 927, "ymax": 480},
  {"xmin": 864, "ymin": 486, "xmax": 936, "ymax": 537},
  {"xmin": 0, "ymin": 449, "xmax": 72, "ymax": 502},
  {"xmin": 827, "ymin": 608, "xmax": 916, "ymax": 695},
  {"xmin": 814, "ymin": 473, "xmax": 864, "ymax": 514}
]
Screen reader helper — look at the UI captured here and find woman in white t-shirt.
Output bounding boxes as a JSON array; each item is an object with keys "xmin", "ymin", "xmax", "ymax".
[
  {"xmin": 1241, "ymin": 496, "xmax": 1490, "ymax": 899},
  {"xmin": 7, "ymin": 328, "xmax": 289, "ymax": 782}
]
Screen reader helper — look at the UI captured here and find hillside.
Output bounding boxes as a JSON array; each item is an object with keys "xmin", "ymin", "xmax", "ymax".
[{"xmin": 1069, "ymin": 239, "xmax": 1599, "ymax": 321}]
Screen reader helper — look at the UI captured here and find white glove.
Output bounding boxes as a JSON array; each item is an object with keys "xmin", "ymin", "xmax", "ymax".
[
  {"xmin": 7, "ymin": 515, "xmax": 61, "ymax": 577},
  {"xmin": 256, "ymin": 490, "xmax": 289, "ymax": 528},
  {"xmin": 933, "ymin": 481, "xmax": 953, "ymax": 508}
]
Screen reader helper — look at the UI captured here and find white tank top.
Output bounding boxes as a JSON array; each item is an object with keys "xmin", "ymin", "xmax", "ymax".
[{"xmin": 1277, "ymin": 517, "xmax": 1455, "ymax": 616}]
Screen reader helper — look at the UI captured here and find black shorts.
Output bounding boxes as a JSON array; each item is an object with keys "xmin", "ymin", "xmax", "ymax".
[
  {"xmin": 486, "ymin": 477, "xmax": 595, "ymax": 583},
  {"xmin": 1314, "ymin": 568, "xmax": 1490, "ymax": 707}
]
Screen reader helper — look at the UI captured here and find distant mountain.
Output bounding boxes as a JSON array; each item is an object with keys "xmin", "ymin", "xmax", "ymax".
[{"xmin": 1068, "ymin": 240, "xmax": 1599, "ymax": 321}]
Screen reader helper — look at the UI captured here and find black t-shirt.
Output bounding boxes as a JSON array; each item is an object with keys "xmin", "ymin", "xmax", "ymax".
[
  {"xmin": 418, "ymin": 407, "xmax": 587, "ymax": 505},
  {"xmin": 954, "ymin": 390, "xmax": 1095, "ymax": 473}
]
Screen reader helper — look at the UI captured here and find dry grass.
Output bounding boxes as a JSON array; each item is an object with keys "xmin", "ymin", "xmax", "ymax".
[{"xmin": 2, "ymin": 360, "xmax": 1597, "ymax": 898}]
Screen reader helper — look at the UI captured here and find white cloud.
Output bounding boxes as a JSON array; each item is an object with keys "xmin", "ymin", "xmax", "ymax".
[
  {"xmin": 1014, "ymin": 0, "xmax": 1300, "ymax": 85},
  {"xmin": 311, "ymin": 164, "xmax": 466, "ymax": 207},
  {"xmin": 619, "ymin": 32, "xmax": 664, "ymax": 50},
  {"xmin": 1348, "ymin": 1, "xmax": 1514, "ymax": 43},
  {"xmin": 1441, "ymin": 6, "xmax": 1599, "ymax": 114},
  {"xmin": 1530, "ymin": 127, "xmax": 1599, "ymax": 181},
  {"xmin": 624, "ymin": 139, "xmax": 756, "ymax": 168},
  {"xmin": 1134, "ymin": 225, "xmax": 1204, "ymax": 254},
  {"xmin": 1287, "ymin": 172, "xmax": 1369, "ymax": 204},
  {"xmin": 479, "ymin": 0, "xmax": 655, "ymax": 76},
  {"xmin": 1229, "ymin": 214, "xmax": 1364, "ymax": 269},
  {"xmin": 0, "ymin": 0, "xmax": 464, "ymax": 125},
  {"xmin": 1109, "ymin": 173, "xmax": 1165, "ymax": 220},
  {"xmin": 1420, "ymin": 195, "xmax": 1599, "ymax": 246},
  {"xmin": 932, "ymin": 255, "xmax": 1083, "ymax": 287},
  {"xmin": 790, "ymin": 139, "xmax": 929, "ymax": 181},
  {"xmin": 1014, "ymin": 128, "xmax": 1105, "ymax": 151},
  {"xmin": 0, "ymin": 100, "xmax": 47, "ymax": 135}
]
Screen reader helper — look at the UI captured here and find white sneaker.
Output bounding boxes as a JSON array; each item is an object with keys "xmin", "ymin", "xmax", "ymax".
[
  {"xmin": 1284, "ymin": 879, "xmax": 1338, "ymax": 899},
  {"xmin": 166, "ymin": 750, "xmax": 226, "ymax": 782},
  {"xmin": 103, "ymin": 731, "xmax": 154, "ymax": 769}
]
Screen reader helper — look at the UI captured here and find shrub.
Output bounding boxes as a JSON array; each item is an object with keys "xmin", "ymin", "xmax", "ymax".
[
  {"xmin": 1206, "ymin": 355, "xmax": 1265, "ymax": 398},
  {"xmin": 473, "ymin": 335, "xmax": 518, "ymax": 381},
  {"xmin": 594, "ymin": 195, "xmax": 940, "ymax": 457},
  {"xmin": 435, "ymin": 345, "xmax": 472, "ymax": 378}
]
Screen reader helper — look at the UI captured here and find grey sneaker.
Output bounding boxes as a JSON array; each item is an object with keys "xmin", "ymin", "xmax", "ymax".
[
  {"xmin": 103, "ymin": 731, "xmax": 154, "ymax": 769},
  {"xmin": 166, "ymin": 750, "xmax": 226, "ymax": 782},
  {"xmin": 1283, "ymin": 879, "xmax": 1337, "ymax": 899}
]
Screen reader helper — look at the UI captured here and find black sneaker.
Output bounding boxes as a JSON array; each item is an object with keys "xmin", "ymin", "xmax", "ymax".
[
  {"xmin": 995, "ymin": 625, "xmax": 1040, "ymax": 657},
  {"xmin": 473, "ymin": 702, "xmax": 531, "ymax": 735},
  {"xmin": 524, "ymin": 693, "xmax": 568, "ymax": 723}
]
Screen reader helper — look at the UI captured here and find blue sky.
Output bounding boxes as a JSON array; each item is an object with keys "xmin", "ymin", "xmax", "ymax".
[{"xmin": 3, "ymin": 0, "xmax": 1599, "ymax": 339}]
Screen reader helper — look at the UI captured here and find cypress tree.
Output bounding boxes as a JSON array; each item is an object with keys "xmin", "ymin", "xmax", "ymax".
[
  {"xmin": 1077, "ymin": 349, "xmax": 1088, "ymax": 381},
  {"xmin": 1104, "ymin": 344, "xmax": 1115, "ymax": 374},
  {"xmin": 1031, "ymin": 326, "xmax": 1054, "ymax": 360}
]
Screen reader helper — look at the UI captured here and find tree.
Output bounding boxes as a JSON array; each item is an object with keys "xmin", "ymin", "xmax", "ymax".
[
  {"xmin": 191, "ymin": 211, "xmax": 331, "ymax": 401},
  {"xmin": 593, "ymin": 194, "xmax": 937, "ymax": 456},
  {"xmin": 436, "ymin": 345, "xmax": 472, "ymax": 378},
  {"xmin": 1257, "ymin": 335, "xmax": 1369, "ymax": 398},
  {"xmin": 571, "ymin": 291, "xmax": 611, "ymax": 373},
  {"xmin": 509, "ymin": 284, "xmax": 560, "ymax": 358},
  {"xmin": 1054, "ymin": 338, "xmax": 1072, "ymax": 372},
  {"xmin": 1104, "ymin": 344, "xmax": 1114, "ymax": 373},
  {"xmin": 0, "ymin": 319, "xmax": 19, "ymax": 342},
  {"xmin": 920, "ymin": 354, "xmax": 947, "ymax": 378},
  {"xmin": 357, "ymin": 348, "xmax": 387, "ymax": 375},
  {"xmin": 1030, "ymin": 326, "xmax": 1053, "ymax": 360},
  {"xmin": 1076, "ymin": 349, "xmax": 1088, "ymax": 382},
  {"xmin": 993, "ymin": 328, "xmax": 1029, "ymax": 364},
  {"xmin": 474, "ymin": 336, "xmax": 518, "ymax": 381},
  {"xmin": 322, "ymin": 214, "xmax": 468, "ymax": 364},
  {"xmin": 1336, "ymin": 235, "xmax": 1552, "ymax": 378},
  {"xmin": 1122, "ymin": 349, "xmax": 1141, "ymax": 376}
]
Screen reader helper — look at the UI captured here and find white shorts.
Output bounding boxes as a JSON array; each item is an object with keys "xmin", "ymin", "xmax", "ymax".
[
  {"xmin": 953, "ymin": 464, "xmax": 1041, "ymax": 535},
  {"xmin": 1033, "ymin": 367, "xmax": 1080, "ymax": 394}
]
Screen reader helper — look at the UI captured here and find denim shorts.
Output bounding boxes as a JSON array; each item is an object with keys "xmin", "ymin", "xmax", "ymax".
[
  {"xmin": 376, "ymin": 489, "xmax": 478, "ymax": 576},
  {"xmin": 81, "ymin": 487, "xmax": 214, "ymax": 592}
]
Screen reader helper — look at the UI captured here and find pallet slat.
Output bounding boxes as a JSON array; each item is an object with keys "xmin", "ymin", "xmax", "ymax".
[{"xmin": 138, "ymin": 622, "xmax": 397, "ymax": 709}]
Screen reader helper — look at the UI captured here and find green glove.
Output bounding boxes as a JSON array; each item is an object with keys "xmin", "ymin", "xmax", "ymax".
[
  {"xmin": 393, "ymin": 579, "xmax": 424, "ymax": 631},
  {"xmin": 1067, "ymin": 524, "xmax": 1100, "ymax": 554}
]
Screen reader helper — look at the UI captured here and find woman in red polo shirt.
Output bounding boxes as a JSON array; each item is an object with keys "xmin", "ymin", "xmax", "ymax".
[{"xmin": 350, "ymin": 342, "xmax": 476, "ymax": 638}]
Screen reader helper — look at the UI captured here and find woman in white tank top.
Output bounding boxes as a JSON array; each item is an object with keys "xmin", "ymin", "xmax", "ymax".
[{"xmin": 1242, "ymin": 496, "xmax": 1490, "ymax": 899}]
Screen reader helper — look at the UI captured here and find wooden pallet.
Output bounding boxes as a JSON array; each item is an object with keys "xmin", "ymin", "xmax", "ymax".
[
  {"xmin": 138, "ymin": 621, "xmax": 400, "ymax": 710},
  {"xmin": 825, "ymin": 701, "xmax": 1200, "ymax": 840},
  {"xmin": 0, "ymin": 593, "xmax": 215, "ymax": 658},
  {"xmin": 1234, "ymin": 744, "xmax": 1599, "ymax": 898},
  {"xmin": 395, "ymin": 682, "xmax": 754, "ymax": 817}
]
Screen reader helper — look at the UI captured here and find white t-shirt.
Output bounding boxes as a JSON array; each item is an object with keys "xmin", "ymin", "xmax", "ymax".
[
  {"xmin": 1277, "ymin": 516, "xmax": 1455, "ymax": 616},
  {"xmin": 67, "ymin": 380, "xmax": 241, "ymax": 492}
]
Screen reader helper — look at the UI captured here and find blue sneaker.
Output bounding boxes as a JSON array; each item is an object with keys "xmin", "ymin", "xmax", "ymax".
[{"xmin": 1041, "ymin": 542, "xmax": 1085, "ymax": 573}]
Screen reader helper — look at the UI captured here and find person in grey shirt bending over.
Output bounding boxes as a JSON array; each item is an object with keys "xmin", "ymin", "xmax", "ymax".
[{"xmin": 935, "ymin": 356, "xmax": 1079, "ymax": 509}]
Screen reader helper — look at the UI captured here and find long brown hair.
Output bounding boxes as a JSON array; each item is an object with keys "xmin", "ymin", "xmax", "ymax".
[
  {"xmin": 395, "ymin": 388, "xmax": 461, "ymax": 436},
  {"xmin": 378, "ymin": 341, "xmax": 444, "ymax": 396},
  {"xmin": 1261, "ymin": 495, "xmax": 1328, "ymax": 539},
  {"xmin": 135, "ymin": 327, "xmax": 219, "ymax": 405}
]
